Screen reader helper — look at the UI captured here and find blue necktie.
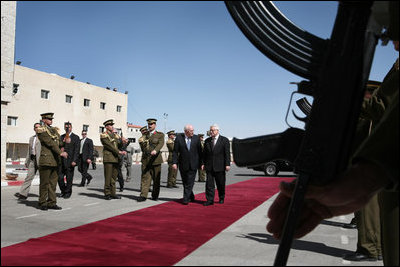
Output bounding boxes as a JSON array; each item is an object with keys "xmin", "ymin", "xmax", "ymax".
[{"xmin": 187, "ymin": 138, "xmax": 191, "ymax": 150}]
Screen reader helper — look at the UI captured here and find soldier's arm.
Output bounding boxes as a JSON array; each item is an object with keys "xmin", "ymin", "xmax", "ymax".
[
  {"xmin": 100, "ymin": 134, "xmax": 120, "ymax": 156},
  {"xmin": 37, "ymin": 127, "xmax": 62, "ymax": 155},
  {"xmin": 153, "ymin": 133, "xmax": 165, "ymax": 153}
]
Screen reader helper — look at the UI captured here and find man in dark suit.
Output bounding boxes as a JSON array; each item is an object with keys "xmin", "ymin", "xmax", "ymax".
[
  {"xmin": 58, "ymin": 122, "xmax": 80, "ymax": 199},
  {"xmin": 201, "ymin": 124, "xmax": 231, "ymax": 206},
  {"xmin": 78, "ymin": 130, "xmax": 94, "ymax": 187},
  {"xmin": 172, "ymin": 124, "xmax": 203, "ymax": 205}
]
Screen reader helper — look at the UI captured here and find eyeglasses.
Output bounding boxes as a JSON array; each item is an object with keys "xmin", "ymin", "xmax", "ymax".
[{"xmin": 82, "ymin": 133, "xmax": 87, "ymax": 135}]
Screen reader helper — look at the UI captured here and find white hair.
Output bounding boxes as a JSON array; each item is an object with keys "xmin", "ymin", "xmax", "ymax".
[
  {"xmin": 210, "ymin": 123, "xmax": 219, "ymax": 130},
  {"xmin": 184, "ymin": 124, "xmax": 194, "ymax": 131}
]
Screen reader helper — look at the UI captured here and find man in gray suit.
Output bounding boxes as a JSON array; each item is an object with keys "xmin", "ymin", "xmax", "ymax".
[{"xmin": 15, "ymin": 122, "xmax": 42, "ymax": 200}]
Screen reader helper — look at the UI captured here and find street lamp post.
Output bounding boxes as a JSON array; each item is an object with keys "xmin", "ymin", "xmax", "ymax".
[{"xmin": 163, "ymin": 113, "xmax": 168, "ymax": 134}]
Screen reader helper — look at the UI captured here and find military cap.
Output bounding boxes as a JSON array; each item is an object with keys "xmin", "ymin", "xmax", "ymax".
[
  {"xmin": 103, "ymin": 119, "xmax": 114, "ymax": 126},
  {"xmin": 146, "ymin": 118, "xmax": 157, "ymax": 124},
  {"xmin": 167, "ymin": 130, "xmax": 175, "ymax": 135},
  {"xmin": 140, "ymin": 126, "xmax": 148, "ymax": 132},
  {"xmin": 198, "ymin": 133, "xmax": 204, "ymax": 137},
  {"xmin": 366, "ymin": 80, "xmax": 381, "ymax": 93},
  {"xmin": 41, "ymin": 112, "xmax": 54, "ymax": 119}
]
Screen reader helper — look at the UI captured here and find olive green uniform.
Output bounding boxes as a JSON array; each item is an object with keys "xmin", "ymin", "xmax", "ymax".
[
  {"xmin": 197, "ymin": 139, "xmax": 206, "ymax": 182},
  {"xmin": 354, "ymin": 58, "xmax": 399, "ymax": 265},
  {"xmin": 166, "ymin": 137, "xmax": 177, "ymax": 186},
  {"xmin": 37, "ymin": 124, "xmax": 64, "ymax": 208},
  {"xmin": 140, "ymin": 131, "xmax": 165, "ymax": 199},
  {"xmin": 100, "ymin": 130, "xmax": 123, "ymax": 197},
  {"xmin": 139, "ymin": 133, "xmax": 150, "ymax": 194}
]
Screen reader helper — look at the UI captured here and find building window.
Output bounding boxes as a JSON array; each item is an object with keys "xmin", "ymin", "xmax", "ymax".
[
  {"xmin": 99, "ymin": 126, "xmax": 104, "ymax": 133},
  {"xmin": 100, "ymin": 102, "xmax": 106, "ymax": 110},
  {"xmin": 116, "ymin": 105, "xmax": 122, "ymax": 112},
  {"xmin": 7, "ymin": 116, "xmax": 18, "ymax": 126},
  {"xmin": 66, "ymin": 95, "xmax": 72, "ymax": 103},
  {"xmin": 84, "ymin": 99, "xmax": 90, "ymax": 107},
  {"xmin": 41, "ymin": 90, "xmax": 50, "ymax": 99},
  {"xmin": 83, "ymin": 124, "xmax": 89, "ymax": 132},
  {"xmin": 128, "ymin": 138, "xmax": 136, "ymax": 143}
]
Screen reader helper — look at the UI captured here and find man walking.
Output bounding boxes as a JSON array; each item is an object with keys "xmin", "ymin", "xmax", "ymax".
[
  {"xmin": 58, "ymin": 122, "xmax": 80, "ymax": 198},
  {"xmin": 202, "ymin": 124, "xmax": 231, "ymax": 206},
  {"xmin": 36, "ymin": 112, "xmax": 68, "ymax": 210},
  {"xmin": 100, "ymin": 119, "xmax": 126, "ymax": 200},
  {"xmin": 14, "ymin": 123, "xmax": 41, "ymax": 200},
  {"xmin": 78, "ymin": 130, "xmax": 94, "ymax": 186},
  {"xmin": 138, "ymin": 119, "xmax": 164, "ymax": 201},
  {"xmin": 172, "ymin": 124, "xmax": 202, "ymax": 205}
]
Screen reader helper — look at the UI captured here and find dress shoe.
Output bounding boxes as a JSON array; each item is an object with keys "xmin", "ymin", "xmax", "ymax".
[
  {"xmin": 111, "ymin": 195, "xmax": 121, "ymax": 199},
  {"xmin": 343, "ymin": 252, "xmax": 379, "ymax": 261},
  {"xmin": 166, "ymin": 185, "xmax": 173, "ymax": 188},
  {"xmin": 48, "ymin": 205, "xmax": 62, "ymax": 210},
  {"xmin": 38, "ymin": 205, "xmax": 48, "ymax": 211},
  {"xmin": 105, "ymin": 195, "xmax": 112, "ymax": 200},
  {"xmin": 182, "ymin": 201, "xmax": 189, "ymax": 205},
  {"xmin": 172, "ymin": 185, "xmax": 179, "ymax": 188},
  {"xmin": 218, "ymin": 199, "xmax": 224, "ymax": 204},
  {"xmin": 342, "ymin": 223, "xmax": 357, "ymax": 229},
  {"xmin": 63, "ymin": 194, "xmax": 71, "ymax": 199},
  {"xmin": 203, "ymin": 201, "xmax": 214, "ymax": 206},
  {"xmin": 14, "ymin": 193, "xmax": 27, "ymax": 200},
  {"xmin": 137, "ymin": 197, "xmax": 147, "ymax": 202},
  {"xmin": 78, "ymin": 184, "xmax": 85, "ymax": 187},
  {"xmin": 119, "ymin": 188, "xmax": 124, "ymax": 192},
  {"xmin": 190, "ymin": 197, "xmax": 195, "ymax": 202},
  {"xmin": 151, "ymin": 197, "xmax": 158, "ymax": 201},
  {"xmin": 86, "ymin": 177, "xmax": 92, "ymax": 186}
]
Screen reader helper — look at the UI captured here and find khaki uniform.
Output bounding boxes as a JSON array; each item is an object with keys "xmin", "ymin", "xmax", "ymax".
[
  {"xmin": 100, "ymin": 130, "xmax": 122, "ymax": 197},
  {"xmin": 166, "ymin": 137, "xmax": 177, "ymax": 186},
  {"xmin": 139, "ymin": 133, "xmax": 150, "ymax": 194},
  {"xmin": 354, "ymin": 58, "xmax": 399, "ymax": 265},
  {"xmin": 140, "ymin": 131, "xmax": 165, "ymax": 199},
  {"xmin": 37, "ymin": 125, "xmax": 64, "ymax": 207}
]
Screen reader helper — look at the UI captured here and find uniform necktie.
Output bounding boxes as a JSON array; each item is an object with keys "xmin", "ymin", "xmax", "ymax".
[{"xmin": 187, "ymin": 138, "xmax": 191, "ymax": 150}]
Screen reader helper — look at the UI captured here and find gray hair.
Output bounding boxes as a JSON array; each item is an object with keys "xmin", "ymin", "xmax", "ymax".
[
  {"xmin": 210, "ymin": 123, "xmax": 219, "ymax": 131},
  {"xmin": 184, "ymin": 124, "xmax": 194, "ymax": 132}
]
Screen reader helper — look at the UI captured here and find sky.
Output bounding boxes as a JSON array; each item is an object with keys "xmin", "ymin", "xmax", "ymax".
[{"xmin": 15, "ymin": 1, "xmax": 398, "ymax": 139}]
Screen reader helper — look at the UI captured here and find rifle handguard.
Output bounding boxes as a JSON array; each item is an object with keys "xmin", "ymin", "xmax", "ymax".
[{"xmin": 232, "ymin": 128, "xmax": 304, "ymax": 167}]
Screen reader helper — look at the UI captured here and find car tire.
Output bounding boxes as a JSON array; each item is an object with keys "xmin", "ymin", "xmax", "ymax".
[{"xmin": 264, "ymin": 162, "xmax": 278, "ymax": 176}]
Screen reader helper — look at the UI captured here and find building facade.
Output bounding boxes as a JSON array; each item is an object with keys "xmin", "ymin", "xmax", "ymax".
[
  {"xmin": 6, "ymin": 65, "xmax": 128, "ymax": 160},
  {"xmin": 1, "ymin": 1, "xmax": 17, "ymax": 178}
]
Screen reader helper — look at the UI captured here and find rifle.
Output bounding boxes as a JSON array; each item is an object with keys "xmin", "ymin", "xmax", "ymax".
[{"xmin": 225, "ymin": 1, "xmax": 384, "ymax": 265}]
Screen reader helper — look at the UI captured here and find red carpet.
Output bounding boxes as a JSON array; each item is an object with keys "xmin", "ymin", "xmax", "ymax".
[{"xmin": 1, "ymin": 177, "xmax": 293, "ymax": 266}]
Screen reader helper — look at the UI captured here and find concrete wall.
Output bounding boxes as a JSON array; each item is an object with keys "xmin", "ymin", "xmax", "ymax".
[{"xmin": 1, "ymin": 1, "xmax": 17, "ymax": 178}]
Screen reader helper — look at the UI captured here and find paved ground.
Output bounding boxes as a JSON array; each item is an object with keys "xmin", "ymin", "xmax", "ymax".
[{"xmin": 1, "ymin": 163, "xmax": 382, "ymax": 266}]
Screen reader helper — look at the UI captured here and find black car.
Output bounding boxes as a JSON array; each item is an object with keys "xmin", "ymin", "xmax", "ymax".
[{"xmin": 249, "ymin": 159, "xmax": 294, "ymax": 176}]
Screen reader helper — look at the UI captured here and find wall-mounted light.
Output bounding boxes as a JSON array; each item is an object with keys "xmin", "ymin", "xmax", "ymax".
[
  {"xmin": 16, "ymin": 61, "xmax": 21, "ymax": 65},
  {"xmin": 113, "ymin": 88, "xmax": 117, "ymax": 92},
  {"xmin": 70, "ymin": 75, "xmax": 75, "ymax": 79},
  {"xmin": 12, "ymin": 83, "xmax": 19, "ymax": 95}
]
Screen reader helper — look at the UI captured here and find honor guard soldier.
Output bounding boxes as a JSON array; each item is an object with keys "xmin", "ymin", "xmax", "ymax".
[
  {"xmin": 137, "ymin": 126, "xmax": 149, "ymax": 201},
  {"xmin": 197, "ymin": 133, "xmax": 206, "ymax": 182},
  {"xmin": 100, "ymin": 119, "xmax": 126, "ymax": 200},
  {"xmin": 166, "ymin": 130, "xmax": 178, "ymax": 188},
  {"xmin": 137, "ymin": 118, "xmax": 165, "ymax": 202},
  {"xmin": 36, "ymin": 112, "xmax": 68, "ymax": 210}
]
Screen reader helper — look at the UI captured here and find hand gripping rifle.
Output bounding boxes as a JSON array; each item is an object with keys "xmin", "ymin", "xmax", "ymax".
[{"xmin": 225, "ymin": 1, "xmax": 384, "ymax": 265}]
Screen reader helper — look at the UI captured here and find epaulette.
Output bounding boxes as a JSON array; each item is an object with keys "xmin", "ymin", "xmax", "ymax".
[
  {"xmin": 36, "ymin": 125, "xmax": 46, "ymax": 134},
  {"xmin": 100, "ymin": 132, "xmax": 108, "ymax": 139}
]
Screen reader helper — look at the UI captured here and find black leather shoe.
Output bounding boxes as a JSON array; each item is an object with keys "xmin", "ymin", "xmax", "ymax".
[
  {"xmin": 38, "ymin": 205, "xmax": 48, "ymax": 211},
  {"xmin": 119, "ymin": 188, "xmax": 124, "ymax": 192},
  {"xmin": 151, "ymin": 197, "xmax": 158, "ymax": 201},
  {"xmin": 14, "ymin": 193, "xmax": 27, "ymax": 200},
  {"xmin": 203, "ymin": 202, "xmax": 214, "ymax": 206},
  {"xmin": 166, "ymin": 185, "xmax": 173, "ymax": 188},
  {"xmin": 190, "ymin": 197, "xmax": 195, "ymax": 202},
  {"xmin": 342, "ymin": 223, "xmax": 357, "ymax": 229},
  {"xmin": 86, "ymin": 177, "xmax": 92, "ymax": 186},
  {"xmin": 172, "ymin": 185, "xmax": 179, "ymax": 188},
  {"xmin": 48, "ymin": 205, "xmax": 62, "ymax": 210},
  {"xmin": 111, "ymin": 195, "xmax": 121, "ymax": 199},
  {"xmin": 343, "ymin": 253, "xmax": 378, "ymax": 261},
  {"xmin": 63, "ymin": 194, "xmax": 71, "ymax": 199},
  {"xmin": 218, "ymin": 199, "xmax": 224, "ymax": 204},
  {"xmin": 378, "ymin": 255, "xmax": 382, "ymax": 260},
  {"xmin": 182, "ymin": 201, "xmax": 189, "ymax": 205},
  {"xmin": 105, "ymin": 195, "xmax": 112, "ymax": 200},
  {"xmin": 137, "ymin": 197, "xmax": 146, "ymax": 202},
  {"xmin": 78, "ymin": 184, "xmax": 85, "ymax": 187}
]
